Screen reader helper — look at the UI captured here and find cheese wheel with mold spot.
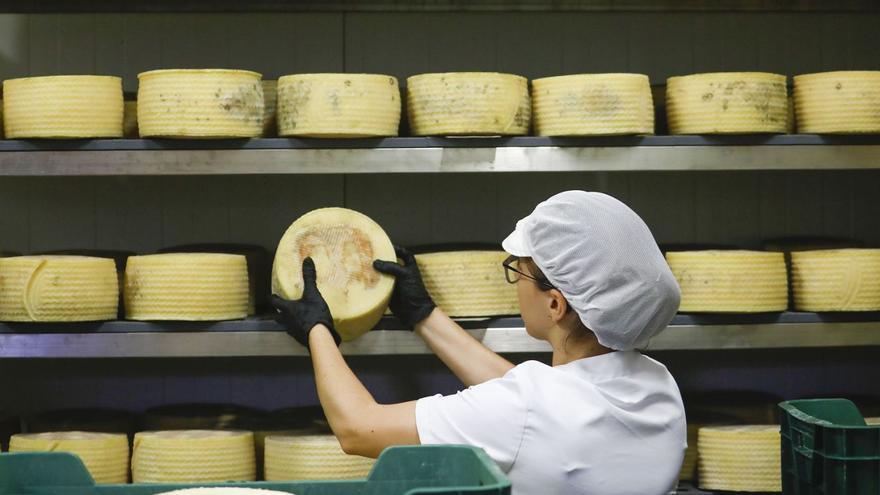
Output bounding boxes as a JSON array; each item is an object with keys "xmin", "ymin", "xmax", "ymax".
[
  {"xmin": 407, "ymin": 72, "xmax": 531, "ymax": 136},
  {"xmin": 794, "ymin": 71, "xmax": 880, "ymax": 134},
  {"xmin": 123, "ymin": 100, "xmax": 139, "ymax": 138},
  {"xmin": 261, "ymin": 80, "xmax": 277, "ymax": 137},
  {"xmin": 10, "ymin": 431, "xmax": 130, "ymax": 484},
  {"xmin": 264, "ymin": 434, "xmax": 374, "ymax": 481},
  {"xmin": 698, "ymin": 425, "xmax": 781, "ymax": 492},
  {"xmin": 124, "ymin": 253, "xmax": 249, "ymax": 321},
  {"xmin": 276, "ymin": 74, "xmax": 400, "ymax": 137},
  {"xmin": 137, "ymin": 69, "xmax": 264, "ymax": 138},
  {"xmin": 666, "ymin": 72, "xmax": 788, "ymax": 134},
  {"xmin": 132, "ymin": 430, "xmax": 256, "ymax": 483},
  {"xmin": 157, "ymin": 489, "xmax": 293, "ymax": 495},
  {"xmin": 415, "ymin": 250, "xmax": 519, "ymax": 317},
  {"xmin": 3, "ymin": 75, "xmax": 123, "ymax": 138},
  {"xmin": 666, "ymin": 250, "xmax": 788, "ymax": 312},
  {"xmin": 532, "ymin": 74, "xmax": 654, "ymax": 136},
  {"xmin": 0, "ymin": 256, "xmax": 119, "ymax": 322},
  {"xmin": 790, "ymin": 249, "xmax": 880, "ymax": 311},
  {"xmin": 272, "ymin": 208, "xmax": 395, "ymax": 341}
]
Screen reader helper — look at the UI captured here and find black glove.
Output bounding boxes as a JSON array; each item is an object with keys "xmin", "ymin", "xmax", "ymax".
[
  {"xmin": 373, "ymin": 245, "xmax": 436, "ymax": 328},
  {"xmin": 270, "ymin": 257, "xmax": 341, "ymax": 349}
]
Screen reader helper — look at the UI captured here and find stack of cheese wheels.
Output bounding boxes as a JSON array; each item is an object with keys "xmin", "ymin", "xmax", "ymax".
[
  {"xmin": 272, "ymin": 208, "xmax": 395, "ymax": 341},
  {"xmin": 132, "ymin": 430, "xmax": 255, "ymax": 483},
  {"xmin": 0, "ymin": 256, "xmax": 119, "ymax": 322},
  {"xmin": 790, "ymin": 249, "xmax": 880, "ymax": 311},
  {"xmin": 415, "ymin": 250, "xmax": 519, "ymax": 317},
  {"xmin": 157, "ymin": 489, "xmax": 292, "ymax": 495},
  {"xmin": 264, "ymin": 434, "xmax": 374, "ymax": 481},
  {"xmin": 794, "ymin": 71, "xmax": 880, "ymax": 133},
  {"xmin": 137, "ymin": 69, "xmax": 264, "ymax": 138},
  {"xmin": 277, "ymin": 74, "xmax": 400, "ymax": 137},
  {"xmin": 2, "ymin": 75, "xmax": 123, "ymax": 138},
  {"xmin": 407, "ymin": 72, "xmax": 531, "ymax": 136},
  {"xmin": 666, "ymin": 72, "xmax": 788, "ymax": 134},
  {"xmin": 531, "ymin": 74, "xmax": 654, "ymax": 136},
  {"xmin": 10, "ymin": 432, "xmax": 129, "ymax": 484},
  {"xmin": 123, "ymin": 100, "xmax": 138, "ymax": 138},
  {"xmin": 261, "ymin": 80, "xmax": 277, "ymax": 137},
  {"xmin": 124, "ymin": 253, "xmax": 249, "ymax": 321},
  {"xmin": 698, "ymin": 425, "xmax": 782, "ymax": 492},
  {"xmin": 666, "ymin": 250, "xmax": 788, "ymax": 312}
]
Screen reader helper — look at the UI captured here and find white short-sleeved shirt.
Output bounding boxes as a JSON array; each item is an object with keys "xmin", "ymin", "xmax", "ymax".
[{"xmin": 415, "ymin": 351, "xmax": 686, "ymax": 495}]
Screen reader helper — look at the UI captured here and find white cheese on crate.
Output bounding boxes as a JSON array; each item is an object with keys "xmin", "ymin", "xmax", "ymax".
[
  {"xmin": 276, "ymin": 74, "xmax": 400, "ymax": 137},
  {"xmin": 137, "ymin": 69, "xmax": 264, "ymax": 138},
  {"xmin": 697, "ymin": 425, "xmax": 781, "ymax": 493},
  {"xmin": 790, "ymin": 249, "xmax": 880, "ymax": 311},
  {"xmin": 124, "ymin": 253, "xmax": 249, "ymax": 321},
  {"xmin": 666, "ymin": 72, "xmax": 788, "ymax": 134},
  {"xmin": 531, "ymin": 73, "xmax": 654, "ymax": 136},
  {"xmin": 261, "ymin": 80, "xmax": 278, "ymax": 137},
  {"xmin": 10, "ymin": 431, "xmax": 129, "ymax": 484},
  {"xmin": 415, "ymin": 251, "xmax": 519, "ymax": 317},
  {"xmin": 272, "ymin": 208, "xmax": 395, "ymax": 341},
  {"xmin": 406, "ymin": 72, "xmax": 531, "ymax": 136},
  {"xmin": 794, "ymin": 71, "xmax": 880, "ymax": 134},
  {"xmin": 2, "ymin": 75, "xmax": 123, "ymax": 138},
  {"xmin": 132, "ymin": 430, "xmax": 256, "ymax": 483},
  {"xmin": 264, "ymin": 434, "xmax": 374, "ymax": 481}
]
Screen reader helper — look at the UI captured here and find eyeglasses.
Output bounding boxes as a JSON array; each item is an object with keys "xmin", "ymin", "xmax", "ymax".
[{"xmin": 502, "ymin": 255, "xmax": 556, "ymax": 290}]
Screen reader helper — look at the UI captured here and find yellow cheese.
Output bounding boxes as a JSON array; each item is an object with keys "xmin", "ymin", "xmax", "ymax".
[
  {"xmin": 407, "ymin": 72, "xmax": 530, "ymax": 136},
  {"xmin": 0, "ymin": 256, "xmax": 119, "ymax": 322},
  {"xmin": 277, "ymin": 74, "xmax": 400, "ymax": 137},
  {"xmin": 10, "ymin": 431, "xmax": 129, "ymax": 484},
  {"xmin": 666, "ymin": 72, "xmax": 788, "ymax": 134},
  {"xmin": 790, "ymin": 249, "xmax": 880, "ymax": 311},
  {"xmin": 679, "ymin": 423, "xmax": 700, "ymax": 481},
  {"xmin": 415, "ymin": 251, "xmax": 519, "ymax": 317},
  {"xmin": 124, "ymin": 253, "xmax": 249, "ymax": 321},
  {"xmin": 794, "ymin": 71, "xmax": 880, "ymax": 134},
  {"xmin": 532, "ymin": 74, "xmax": 654, "ymax": 136},
  {"xmin": 666, "ymin": 250, "xmax": 788, "ymax": 312},
  {"xmin": 2, "ymin": 76, "xmax": 123, "ymax": 138},
  {"xmin": 158, "ymin": 490, "xmax": 292, "ymax": 495},
  {"xmin": 264, "ymin": 434, "xmax": 374, "ymax": 481},
  {"xmin": 123, "ymin": 100, "xmax": 139, "ymax": 138},
  {"xmin": 137, "ymin": 69, "xmax": 264, "ymax": 138},
  {"xmin": 261, "ymin": 80, "xmax": 277, "ymax": 137},
  {"xmin": 272, "ymin": 208, "xmax": 395, "ymax": 341},
  {"xmin": 132, "ymin": 430, "xmax": 255, "ymax": 483},
  {"xmin": 698, "ymin": 425, "xmax": 781, "ymax": 492}
]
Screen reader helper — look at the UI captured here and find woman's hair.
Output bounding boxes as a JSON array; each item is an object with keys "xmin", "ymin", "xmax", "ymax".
[{"xmin": 519, "ymin": 257, "xmax": 594, "ymax": 342}]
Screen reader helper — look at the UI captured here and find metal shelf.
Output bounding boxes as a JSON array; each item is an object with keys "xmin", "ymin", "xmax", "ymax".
[
  {"xmin": 1, "ymin": 313, "xmax": 879, "ymax": 358},
  {"xmin": 1, "ymin": 136, "xmax": 879, "ymax": 176}
]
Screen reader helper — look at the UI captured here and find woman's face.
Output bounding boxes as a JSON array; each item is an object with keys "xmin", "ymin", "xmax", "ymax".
[{"xmin": 515, "ymin": 259, "xmax": 553, "ymax": 340}]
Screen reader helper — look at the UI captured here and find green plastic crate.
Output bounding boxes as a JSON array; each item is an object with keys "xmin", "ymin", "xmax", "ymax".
[
  {"xmin": 779, "ymin": 399, "xmax": 880, "ymax": 494},
  {"xmin": 0, "ymin": 445, "xmax": 510, "ymax": 495}
]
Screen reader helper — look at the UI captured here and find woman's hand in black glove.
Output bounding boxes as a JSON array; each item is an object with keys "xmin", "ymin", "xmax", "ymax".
[
  {"xmin": 270, "ymin": 257, "xmax": 341, "ymax": 349},
  {"xmin": 373, "ymin": 245, "xmax": 436, "ymax": 328}
]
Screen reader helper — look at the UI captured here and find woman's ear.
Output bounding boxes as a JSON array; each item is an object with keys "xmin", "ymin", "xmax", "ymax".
[{"xmin": 548, "ymin": 289, "xmax": 569, "ymax": 323}]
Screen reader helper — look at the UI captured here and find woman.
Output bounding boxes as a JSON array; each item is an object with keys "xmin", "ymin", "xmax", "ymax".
[{"xmin": 271, "ymin": 190, "xmax": 686, "ymax": 494}]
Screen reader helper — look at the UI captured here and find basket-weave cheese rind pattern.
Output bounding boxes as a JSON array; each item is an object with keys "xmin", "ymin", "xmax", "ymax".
[
  {"xmin": 264, "ymin": 434, "xmax": 374, "ymax": 481},
  {"xmin": 666, "ymin": 72, "xmax": 788, "ymax": 134},
  {"xmin": 666, "ymin": 250, "xmax": 788, "ymax": 312},
  {"xmin": 137, "ymin": 69, "xmax": 264, "ymax": 138},
  {"xmin": 10, "ymin": 431, "xmax": 130, "ymax": 484},
  {"xmin": 0, "ymin": 256, "xmax": 119, "ymax": 322},
  {"xmin": 532, "ymin": 74, "xmax": 654, "ymax": 136},
  {"xmin": 415, "ymin": 251, "xmax": 519, "ymax": 317},
  {"xmin": 790, "ymin": 249, "xmax": 880, "ymax": 311},
  {"xmin": 407, "ymin": 72, "xmax": 531, "ymax": 136},
  {"xmin": 698, "ymin": 425, "xmax": 781, "ymax": 492},
  {"xmin": 794, "ymin": 71, "xmax": 880, "ymax": 134},
  {"xmin": 132, "ymin": 430, "xmax": 256, "ymax": 483},
  {"xmin": 124, "ymin": 253, "xmax": 249, "ymax": 321},
  {"xmin": 277, "ymin": 74, "xmax": 400, "ymax": 137},
  {"xmin": 3, "ymin": 75, "xmax": 123, "ymax": 138}
]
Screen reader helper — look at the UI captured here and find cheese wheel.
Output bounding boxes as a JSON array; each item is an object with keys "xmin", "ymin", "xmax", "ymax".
[
  {"xmin": 132, "ymin": 430, "xmax": 255, "ymax": 483},
  {"xmin": 532, "ymin": 74, "xmax": 654, "ymax": 136},
  {"xmin": 790, "ymin": 249, "xmax": 880, "ymax": 311},
  {"xmin": 158, "ymin": 489, "xmax": 292, "ymax": 495},
  {"xmin": 124, "ymin": 253, "xmax": 249, "ymax": 321},
  {"xmin": 10, "ymin": 431, "xmax": 129, "ymax": 484},
  {"xmin": 698, "ymin": 425, "xmax": 781, "ymax": 492},
  {"xmin": 666, "ymin": 72, "xmax": 788, "ymax": 134},
  {"xmin": 415, "ymin": 251, "xmax": 519, "ymax": 317},
  {"xmin": 794, "ymin": 71, "xmax": 880, "ymax": 134},
  {"xmin": 666, "ymin": 250, "xmax": 788, "ymax": 312},
  {"xmin": 407, "ymin": 72, "xmax": 530, "ymax": 136},
  {"xmin": 866, "ymin": 417, "xmax": 880, "ymax": 425},
  {"xmin": 264, "ymin": 434, "xmax": 374, "ymax": 481},
  {"xmin": 272, "ymin": 208, "xmax": 394, "ymax": 341},
  {"xmin": 2, "ymin": 75, "xmax": 123, "ymax": 138},
  {"xmin": 277, "ymin": 74, "xmax": 400, "ymax": 137},
  {"xmin": 261, "ymin": 80, "xmax": 277, "ymax": 137},
  {"xmin": 137, "ymin": 69, "xmax": 264, "ymax": 138},
  {"xmin": 0, "ymin": 255, "xmax": 119, "ymax": 322},
  {"xmin": 123, "ymin": 100, "xmax": 139, "ymax": 138}
]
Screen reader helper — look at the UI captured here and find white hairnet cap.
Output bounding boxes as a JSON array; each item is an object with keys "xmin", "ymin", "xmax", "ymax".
[{"xmin": 502, "ymin": 191, "xmax": 680, "ymax": 351}]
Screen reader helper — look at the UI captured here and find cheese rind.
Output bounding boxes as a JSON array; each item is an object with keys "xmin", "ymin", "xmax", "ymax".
[
  {"xmin": 794, "ymin": 71, "xmax": 880, "ymax": 134},
  {"xmin": 698, "ymin": 425, "xmax": 781, "ymax": 492},
  {"xmin": 790, "ymin": 249, "xmax": 880, "ymax": 311},
  {"xmin": 132, "ymin": 430, "xmax": 256, "ymax": 483},
  {"xmin": 10, "ymin": 431, "xmax": 129, "ymax": 484},
  {"xmin": 407, "ymin": 72, "xmax": 530, "ymax": 136},
  {"xmin": 415, "ymin": 251, "xmax": 519, "ymax": 317},
  {"xmin": 264, "ymin": 434, "xmax": 374, "ymax": 481},
  {"xmin": 532, "ymin": 74, "xmax": 654, "ymax": 136}
]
